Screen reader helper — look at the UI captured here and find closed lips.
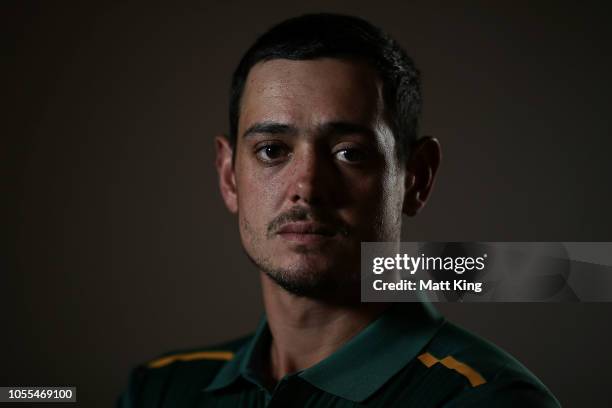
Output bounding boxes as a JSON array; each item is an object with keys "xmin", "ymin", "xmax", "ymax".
[{"xmin": 277, "ymin": 222, "xmax": 335, "ymax": 236}]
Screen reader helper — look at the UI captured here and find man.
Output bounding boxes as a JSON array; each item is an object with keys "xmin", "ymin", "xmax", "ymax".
[{"xmin": 119, "ymin": 13, "xmax": 560, "ymax": 407}]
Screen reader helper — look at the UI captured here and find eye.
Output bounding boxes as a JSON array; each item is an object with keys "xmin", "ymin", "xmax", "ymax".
[
  {"xmin": 334, "ymin": 147, "xmax": 367, "ymax": 163},
  {"xmin": 255, "ymin": 143, "xmax": 290, "ymax": 163}
]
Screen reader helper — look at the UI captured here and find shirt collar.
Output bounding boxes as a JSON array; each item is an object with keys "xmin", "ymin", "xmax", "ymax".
[
  {"xmin": 205, "ymin": 302, "xmax": 444, "ymax": 402},
  {"xmin": 203, "ymin": 317, "xmax": 270, "ymax": 392}
]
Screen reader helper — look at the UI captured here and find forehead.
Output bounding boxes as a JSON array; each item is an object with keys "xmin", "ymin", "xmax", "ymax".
[{"xmin": 239, "ymin": 58, "xmax": 386, "ymax": 134}]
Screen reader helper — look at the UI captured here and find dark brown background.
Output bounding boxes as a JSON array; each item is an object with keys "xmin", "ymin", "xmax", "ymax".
[{"xmin": 5, "ymin": 1, "xmax": 612, "ymax": 407}]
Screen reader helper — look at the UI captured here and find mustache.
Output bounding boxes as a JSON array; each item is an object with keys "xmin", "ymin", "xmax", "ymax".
[{"xmin": 267, "ymin": 206, "xmax": 350, "ymax": 237}]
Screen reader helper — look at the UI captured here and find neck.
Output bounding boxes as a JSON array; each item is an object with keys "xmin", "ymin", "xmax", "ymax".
[{"xmin": 259, "ymin": 272, "xmax": 390, "ymax": 384}]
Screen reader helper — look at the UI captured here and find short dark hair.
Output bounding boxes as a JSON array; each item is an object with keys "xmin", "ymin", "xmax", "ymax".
[{"xmin": 229, "ymin": 13, "xmax": 422, "ymax": 162}]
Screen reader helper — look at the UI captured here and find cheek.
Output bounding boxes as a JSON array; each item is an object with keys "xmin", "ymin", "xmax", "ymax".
[
  {"xmin": 381, "ymin": 175, "xmax": 405, "ymax": 223},
  {"xmin": 238, "ymin": 193, "xmax": 265, "ymax": 232},
  {"xmin": 238, "ymin": 204, "xmax": 265, "ymax": 254},
  {"xmin": 236, "ymin": 174, "xmax": 280, "ymax": 236},
  {"xmin": 238, "ymin": 179, "xmax": 279, "ymax": 212},
  {"xmin": 350, "ymin": 171, "xmax": 400, "ymax": 210},
  {"xmin": 340, "ymin": 176, "xmax": 386, "ymax": 231},
  {"xmin": 347, "ymin": 171, "xmax": 404, "ymax": 235},
  {"xmin": 236, "ymin": 158, "xmax": 291, "ymax": 220}
]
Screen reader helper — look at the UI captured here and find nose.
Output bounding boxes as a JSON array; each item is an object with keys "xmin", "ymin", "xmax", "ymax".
[{"xmin": 287, "ymin": 146, "xmax": 333, "ymax": 207}]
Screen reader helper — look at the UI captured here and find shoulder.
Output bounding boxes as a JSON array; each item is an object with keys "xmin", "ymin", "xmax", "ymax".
[
  {"xmin": 117, "ymin": 335, "xmax": 252, "ymax": 408},
  {"xmin": 416, "ymin": 321, "xmax": 560, "ymax": 407}
]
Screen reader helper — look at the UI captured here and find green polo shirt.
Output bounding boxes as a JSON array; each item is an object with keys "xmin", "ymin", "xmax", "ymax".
[{"xmin": 118, "ymin": 303, "xmax": 560, "ymax": 407}]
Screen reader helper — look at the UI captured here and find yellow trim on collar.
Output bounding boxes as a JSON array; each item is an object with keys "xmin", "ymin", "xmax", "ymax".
[
  {"xmin": 418, "ymin": 352, "xmax": 486, "ymax": 387},
  {"xmin": 147, "ymin": 351, "xmax": 234, "ymax": 368}
]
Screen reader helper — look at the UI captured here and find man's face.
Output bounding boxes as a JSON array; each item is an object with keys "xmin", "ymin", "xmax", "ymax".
[{"xmin": 222, "ymin": 58, "xmax": 407, "ymax": 298}]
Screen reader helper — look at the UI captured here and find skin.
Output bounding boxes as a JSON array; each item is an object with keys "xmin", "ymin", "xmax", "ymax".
[{"xmin": 216, "ymin": 58, "xmax": 440, "ymax": 386}]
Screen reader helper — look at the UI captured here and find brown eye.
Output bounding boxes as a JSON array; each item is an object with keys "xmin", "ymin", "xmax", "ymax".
[
  {"xmin": 255, "ymin": 144, "xmax": 289, "ymax": 163},
  {"xmin": 335, "ymin": 148, "xmax": 367, "ymax": 163}
]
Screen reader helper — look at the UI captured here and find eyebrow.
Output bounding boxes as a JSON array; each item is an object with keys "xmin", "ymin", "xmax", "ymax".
[
  {"xmin": 242, "ymin": 120, "xmax": 377, "ymax": 140},
  {"xmin": 318, "ymin": 121, "xmax": 377, "ymax": 139},
  {"xmin": 242, "ymin": 122, "xmax": 298, "ymax": 139}
]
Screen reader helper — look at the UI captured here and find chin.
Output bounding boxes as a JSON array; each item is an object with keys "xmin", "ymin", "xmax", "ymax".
[
  {"xmin": 264, "ymin": 266, "xmax": 359, "ymax": 300},
  {"xmin": 280, "ymin": 253, "xmax": 351, "ymax": 275}
]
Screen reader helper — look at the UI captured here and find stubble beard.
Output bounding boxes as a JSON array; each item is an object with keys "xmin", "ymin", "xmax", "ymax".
[
  {"xmin": 242, "ymin": 231, "xmax": 359, "ymax": 300},
  {"xmin": 239, "ymin": 213, "xmax": 359, "ymax": 299},
  {"xmin": 243, "ymin": 244, "xmax": 352, "ymax": 299}
]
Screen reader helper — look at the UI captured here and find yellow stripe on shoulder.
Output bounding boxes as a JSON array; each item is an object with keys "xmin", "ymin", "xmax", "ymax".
[
  {"xmin": 147, "ymin": 350, "xmax": 235, "ymax": 369},
  {"xmin": 417, "ymin": 352, "xmax": 486, "ymax": 387}
]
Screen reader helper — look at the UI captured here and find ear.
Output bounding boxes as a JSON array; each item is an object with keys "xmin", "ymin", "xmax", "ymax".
[
  {"xmin": 215, "ymin": 135, "xmax": 238, "ymax": 213},
  {"xmin": 403, "ymin": 137, "xmax": 441, "ymax": 217}
]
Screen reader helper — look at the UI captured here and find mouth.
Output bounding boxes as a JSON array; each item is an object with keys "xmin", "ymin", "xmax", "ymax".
[{"xmin": 276, "ymin": 222, "xmax": 337, "ymax": 243}]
